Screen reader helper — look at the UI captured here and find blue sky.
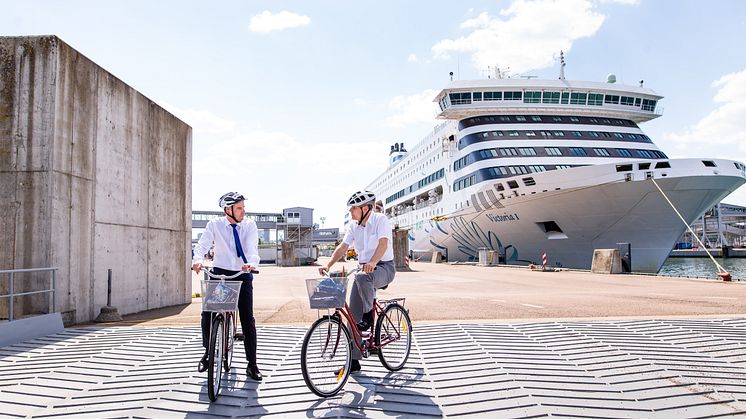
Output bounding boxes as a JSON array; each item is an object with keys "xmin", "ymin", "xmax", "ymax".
[{"xmin": 3, "ymin": 0, "xmax": 746, "ymax": 229}]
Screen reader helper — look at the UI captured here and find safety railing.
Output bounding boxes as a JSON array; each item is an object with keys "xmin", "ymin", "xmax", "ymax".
[{"xmin": 0, "ymin": 267, "xmax": 57, "ymax": 321}]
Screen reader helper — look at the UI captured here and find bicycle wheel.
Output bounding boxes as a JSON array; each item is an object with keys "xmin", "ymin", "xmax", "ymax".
[
  {"xmin": 207, "ymin": 314, "xmax": 225, "ymax": 402},
  {"xmin": 301, "ymin": 315, "xmax": 352, "ymax": 397},
  {"xmin": 375, "ymin": 303, "xmax": 412, "ymax": 371},
  {"xmin": 223, "ymin": 313, "xmax": 235, "ymax": 372}
]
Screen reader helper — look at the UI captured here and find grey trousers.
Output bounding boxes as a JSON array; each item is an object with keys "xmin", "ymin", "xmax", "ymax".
[{"xmin": 349, "ymin": 259, "xmax": 396, "ymax": 360}]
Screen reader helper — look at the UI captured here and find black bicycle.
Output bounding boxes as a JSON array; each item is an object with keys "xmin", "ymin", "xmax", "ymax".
[{"xmin": 200, "ymin": 268, "xmax": 257, "ymax": 401}]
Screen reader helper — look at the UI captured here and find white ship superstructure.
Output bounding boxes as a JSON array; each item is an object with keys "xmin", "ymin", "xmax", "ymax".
[{"xmin": 365, "ymin": 64, "xmax": 746, "ymax": 273}]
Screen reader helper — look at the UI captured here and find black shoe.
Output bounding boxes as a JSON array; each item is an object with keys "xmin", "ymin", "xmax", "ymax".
[
  {"xmin": 235, "ymin": 332, "xmax": 244, "ymax": 342},
  {"xmin": 197, "ymin": 353, "xmax": 209, "ymax": 373},
  {"xmin": 356, "ymin": 310, "xmax": 374, "ymax": 331},
  {"xmin": 247, "ymin": 364, "xmax": 263, "ymax": 381},
  {"xmin": 335, "ymin": 360, "xmax": 361, "ymax": 376}
]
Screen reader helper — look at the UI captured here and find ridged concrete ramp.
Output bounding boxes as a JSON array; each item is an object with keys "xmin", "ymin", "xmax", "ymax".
[{"xmin": 1, "ymin": 319, "xmax": 745, "ymax": 418}]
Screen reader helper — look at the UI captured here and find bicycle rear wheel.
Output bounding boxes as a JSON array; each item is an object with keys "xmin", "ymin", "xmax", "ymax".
[
  {"xmin": 375, "ymin": 303, "xmax": 412, "ymax": 371},
  {"xmin": 223, "ymin": 313, "xmax": 235, "ymax": 372},
  {"xmin": 301, "ymin": 315, "xmax": 352, "ymax": 397},
  {"xmin": 207, "ymin": 315, "xmax": 225, "ymax": 402}
]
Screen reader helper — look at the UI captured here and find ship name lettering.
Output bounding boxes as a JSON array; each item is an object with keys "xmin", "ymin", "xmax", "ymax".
[{"xmin": 487, "ymin": 213, "xmax": 520, "ymax": 223}]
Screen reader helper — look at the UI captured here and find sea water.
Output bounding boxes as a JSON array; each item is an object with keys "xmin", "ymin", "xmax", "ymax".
[{"xmin": 658, "ymin": 257, "xmax": 746, "ymax": 281}]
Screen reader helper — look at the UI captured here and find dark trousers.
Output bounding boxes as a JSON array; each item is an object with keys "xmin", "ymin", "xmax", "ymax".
[{"xmin": 201, "ymin": 267, "xmax": 257, "ymax": 365}]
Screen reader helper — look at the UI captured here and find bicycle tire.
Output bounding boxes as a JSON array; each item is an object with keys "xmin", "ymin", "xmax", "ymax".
[
  {"xmin": 223, "ymin": 312, "xmax": 235, "ymax": 372},
  {"xmin": 207, "ymin": 314, "xmax": 225, "ymax": 402},
  {"xmin": 375, "ymin": 303, "xmax": 412, "ymax": 371},
  {"xmin": 301, "ymin": 315, "xmax": 352, "ymax": 397}
]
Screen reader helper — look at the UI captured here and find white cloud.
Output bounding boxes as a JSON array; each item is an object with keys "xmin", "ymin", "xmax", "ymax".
[
  {"xmin": 185, "ymin": 108, "xmax": 389, "ymax": 228},
  {"xmin": 249, "ymin": 10, "xmax": 310, "ymax": 34},
  {"xmin": 432, "ymin": 0, "xmax": 607, "ymax": 74},
  {"xmin": 663, "ymin": 69, "xmax": 746, "ymax": 205},
  {"xmin": 353, "ymin": 97, "xmax": 367, "ymax": 106},
  {"xmin": 407, "ymin": 53, "xmax": 418, "ymax": 63},
  {"xmin": 385, "ymin": 89, "xmax": 440, "ymax": 127},
  {"xmin": 598, "ymin": 0, "xmax": 639, "ymax": 4},
  {"xmin": 159, "ymin": 102, "xmax": 235, "ymax": 134}
]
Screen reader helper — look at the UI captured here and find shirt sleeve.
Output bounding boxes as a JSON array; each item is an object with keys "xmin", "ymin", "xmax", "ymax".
[
  {"xmin": 192, "ymin": 220, "xmax": 215, "ymax": 265},
  {"xmin": 375, "ymin": 214, "xmax": 393, "ymax": 241},
  {"xmin": 342, "ymin": 224, "xmax": 354, "ymax": 247},
  {"xmin": 244, "ymin": 221, "xmax": 261, "ymax": 267}
]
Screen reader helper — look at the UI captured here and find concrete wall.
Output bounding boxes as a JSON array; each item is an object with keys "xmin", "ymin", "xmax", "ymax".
[{"xmin": 0, "ymin": 36, "xmax": 192, "ymax": 324}]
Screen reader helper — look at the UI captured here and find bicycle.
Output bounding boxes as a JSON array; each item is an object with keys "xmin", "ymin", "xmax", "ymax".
[
  {"xmin": 199, "ymin": 268, "xmax": 258, "ymax": 402},
  {"xmin": 300, "ymin": 268, "xmax": 412, "ymax": 397}
]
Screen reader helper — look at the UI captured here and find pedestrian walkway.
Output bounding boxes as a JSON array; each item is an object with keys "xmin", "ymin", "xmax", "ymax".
[{"xmin": 1, "ymin": 317, "xmax": 745, "ymax": 418}]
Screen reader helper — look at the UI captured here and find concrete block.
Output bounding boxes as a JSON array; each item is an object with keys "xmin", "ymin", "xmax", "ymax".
[{"xmin": 591, "ymin": 249, "xmax": 622, "ymax": 274}]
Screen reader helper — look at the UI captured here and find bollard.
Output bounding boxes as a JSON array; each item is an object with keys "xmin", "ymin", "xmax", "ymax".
[{"xmin": 94, "ymin": 268, "xmax": 123, "ymax": 322}]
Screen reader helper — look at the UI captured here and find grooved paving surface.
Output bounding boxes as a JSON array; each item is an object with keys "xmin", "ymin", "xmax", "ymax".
[{"xmin": 0, "ymin": 319, "xmax": 745, "ymax": 418}]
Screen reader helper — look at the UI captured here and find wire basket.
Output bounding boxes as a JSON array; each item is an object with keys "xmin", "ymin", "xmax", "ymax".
[
  {"xmin": 201, "ymin": 280, "xmax": 242, "ymax": 312},
  {"xmin": 306, "ymin": 276, "xmax": 348, "ymax": 309}
]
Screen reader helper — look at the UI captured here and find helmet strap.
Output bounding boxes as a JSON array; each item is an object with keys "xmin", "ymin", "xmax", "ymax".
[
  {"xmin": 226, "ymin": 206, "xmax": 239, "ymax": 224},
  {"xmin": 360, "ymin": 205, "xmax": 372, "ymax": 225}
]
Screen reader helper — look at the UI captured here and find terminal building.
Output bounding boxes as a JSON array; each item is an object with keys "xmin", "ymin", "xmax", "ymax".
[{"xmin": 192, "ymin": 207, "xmax": 339, "ymax": 265}]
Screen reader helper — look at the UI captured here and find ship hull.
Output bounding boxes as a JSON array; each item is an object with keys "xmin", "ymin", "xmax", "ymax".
[{"xmin": 406, "ymin": 159, "xmax": 746, "ymax": 273}]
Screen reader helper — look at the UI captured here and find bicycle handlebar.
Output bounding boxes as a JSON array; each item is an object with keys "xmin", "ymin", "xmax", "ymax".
[{"xmin": 197, "ymin": 268, "xmax": 260, "ymax": 280}]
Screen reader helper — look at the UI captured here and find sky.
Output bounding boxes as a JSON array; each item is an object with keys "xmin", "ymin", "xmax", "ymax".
[{"xmin": 3, "ymin": 0, "xmax": 746, "ymax": 230}]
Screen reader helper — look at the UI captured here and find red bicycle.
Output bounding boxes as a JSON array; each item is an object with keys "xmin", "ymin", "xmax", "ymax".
[{"xmin": 300, "ymin": 268, "xmax": 412, "ymax": 397}]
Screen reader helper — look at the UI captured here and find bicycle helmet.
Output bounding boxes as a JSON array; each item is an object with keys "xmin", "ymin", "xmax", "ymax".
[
  {"xmin": 347, "ymin": 190, "xmax": 376, "ymax": 207},
  {"xmin": 219, "ymin": 192, "xmax": 245, "ymax": 209}
]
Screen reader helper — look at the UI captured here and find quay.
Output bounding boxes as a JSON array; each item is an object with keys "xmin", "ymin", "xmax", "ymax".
[{"xmin": 1, "ymin": 259, "xmax": 745, "ymax": 417}]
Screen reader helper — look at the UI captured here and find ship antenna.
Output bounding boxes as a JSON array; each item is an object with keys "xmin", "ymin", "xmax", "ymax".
[{"xmin": 559, "ymin": 51, "xmax": 566, "ymax": 80}]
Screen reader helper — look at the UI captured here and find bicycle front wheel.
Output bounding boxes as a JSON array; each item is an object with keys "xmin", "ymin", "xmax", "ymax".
[
  {"xmin": 223, "ymin": 313, "xmax": 235, "ymax": 372},
  {"xmin": 301, "ymin": 315, "xmax": 352, "ymax": 397},
  {"xmin": 375, "ymin": 303, "xmax": 412, "ymax": 371},
  {"xmin": 207, "ymin": 314, "xmax": 225, "ymax": 402}
]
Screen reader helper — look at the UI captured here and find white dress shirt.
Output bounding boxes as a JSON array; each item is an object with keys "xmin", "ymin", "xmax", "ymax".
[
  {"xmin": 342, "ymin": 212, "xmax": 394, "ymax": 263},
  {"xmin": 193, "ymin": 217, "xmax": 260, "ymax": 270}
]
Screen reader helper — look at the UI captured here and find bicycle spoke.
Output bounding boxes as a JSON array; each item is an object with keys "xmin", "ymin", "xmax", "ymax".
[
  {"xmin": 376, "ymin": 304, "xmax": 412, "ymax": 371},
  {"xmin": 301, "ymin": 317, "xmax": 351, "ymax": 397}
]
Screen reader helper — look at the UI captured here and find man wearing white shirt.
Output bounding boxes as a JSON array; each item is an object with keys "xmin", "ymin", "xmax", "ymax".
[
  {"xmin": 192, "ymin": 192, "xmax": 263, "ymax": 381},
  {"xmin": 320, "ymin": 190, "xmax": 396, "ymax": 373}
]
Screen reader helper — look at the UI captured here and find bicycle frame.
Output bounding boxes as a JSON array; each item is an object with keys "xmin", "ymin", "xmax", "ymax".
[{"xmin": 333, "ymin": 297, "xmax": 406, "ymax": 353}]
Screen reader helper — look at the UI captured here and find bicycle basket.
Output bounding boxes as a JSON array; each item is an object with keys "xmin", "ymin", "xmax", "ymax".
[
  {"xmin": 201, "ymin": 280, "xmax": 242, "ymax": 312},
  {"xmin": 305, "ymin": 276, "xmax": 348, "ymax": 309}
]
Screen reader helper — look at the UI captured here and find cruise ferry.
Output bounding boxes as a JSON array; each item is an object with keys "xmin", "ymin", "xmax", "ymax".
[{"xmin": 366, "ymin": 59, "xmax": 746, "ymax": 273}]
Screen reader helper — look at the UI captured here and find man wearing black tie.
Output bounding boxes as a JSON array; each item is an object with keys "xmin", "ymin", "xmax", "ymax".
[{"xmin": 192, "ymin": 192, "xmax": 263, "ymax": 381}]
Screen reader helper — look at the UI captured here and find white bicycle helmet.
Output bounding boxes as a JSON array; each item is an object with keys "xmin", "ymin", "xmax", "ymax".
[
  {"xmin": 347, "ymin": 190, "xmax": 376, "ymax": 207},
  {"xmin": 218, "ymin": 192, "xmax": 245, "ymax": 209}
]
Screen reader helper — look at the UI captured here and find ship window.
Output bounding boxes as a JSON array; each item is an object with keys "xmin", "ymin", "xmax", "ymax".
[
  {"xmin": 509, "ymin": 131, "xmax": 520, "ymax": 137},
  {"xmin": 484, "ymin": 91, "xmax": 502, "ymax": 101},
  {"xmin": 569, "ymin": 117, "xmax": 580, "ymax": 122},
  {"xmin": 556, "ymin": 165, "xmax": 572, "ymax": 170},
  {"xmin": 655, "ymin": 161, "xmax": 671, "ymax": 169},
  {"xmin": 504, "ymin": 91, "xmax": 522, "ymax": 100},
  {"xmin": 528, "ymin": 165, "xmax": 546, "ymax": 173},
  {"xmin": 642, "ymin": 99, "xmax": 657, "ymax": 111},
  {"xmin": 531, "ymin": 116, "xmax": 542, "ymax": 122},
  {"xmin": 572, "ymin": 131, "xmax": 582, "ymax": 137},
  {"xmin": 499, "ymin": 167, "xmax": 508, "ymax": 175},
  {"xmin": 702, "ymin": 160, "xmax": 717, "ymax": 167},
  {"xmin": 515, "ymin": 115, "xmax": 527, "ymax": 121},
  {"xmin": 614, "ymin": 133, "xmax": 624, "ymax": 139},
  {"xmin": 593, "ymin": 148, "xmax": 610, "ymax": 156},
  {"xmin": 507, "ymin": 180, "xmax": 519, "ymax": 189},
  {"xmin": 540, "ymin": 131, "xmax": 551, "ymax": 137},
  {"xmin": 637, "ymin": 150, "xmax": 653, "ymax": 158},
  {"xmin": 639, "ymin": 163, "xmax": 651, "ymax": 170},
  {"xmin": 523, "ymin": 177, "xmax": 536, "ymax": 186},
  {"xmin": 449, "ymin": 92, "xmax": 472, "ymax": 105},
  {"xmin": 482, "ymin": 132, "xmax": 490, "ymax": 138},
  {"xmin": 552, "ymin": 116, "xmax": 563, "ymax": 122},
  {"xmin": 627, "ymin": 134, "xmax": 638, "ymax": 140},
  {"xmin": 616, "ymin": 164, "xmax": 633, "ymax": 172},
  {"xmin": 587, "ymin": 93, "xmax": 603, "ymax": 106},
  {"xmin": 545, "ymin": 147, "xmax": 562, "ymax": 156},
  {"xmin": 561, "ymin": 92, "xmax": 569, "ymax": 104},
  {"xmin": 524, "ymin": 91, "xmax": 542, "ymax": 103},
  {"xmin": 618, "ymin": 149, "xmax": 632, "ymax": 157},
  {"xmin": 604, "ymin": 95, "xmax": 620, "ymax": 104},
  {"xmin": 495, "ymin": 183, "xmax": 505, "ymax": 191},
  {"xmin": 499, "ymin": 116, "xmax": 511, "ymax": 122},
  {"xmin": 570, "ymin": 92, "xmax": 587, "ymax": 105},
  {"xmin": 525, "ymin": 131, "xmax": 536, "ymax": 137},
  {"xmin": 542, "ymin": 92, "xmax": 560, "ymax": 104},
  {"xmin": 473, "ymin": 92, "xmax": 482, "ymax": 101},
  {"xmin": 621, "ymin": 96, "xmax": 635, "ymax": 106},
  {"xmin": 518, "ymin": 147, "xmax": 537, "ymax": 156},
  {"xmin": 570, "ymin": 147, "xmax": 587, "ymax": 156},
  {"xmin": 588, "ymin": 132, "xmax": 600, "ymax": 137},
  {"xmin": 635, "ymin": 98, "xmax": 642, "ymax": 106}
]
